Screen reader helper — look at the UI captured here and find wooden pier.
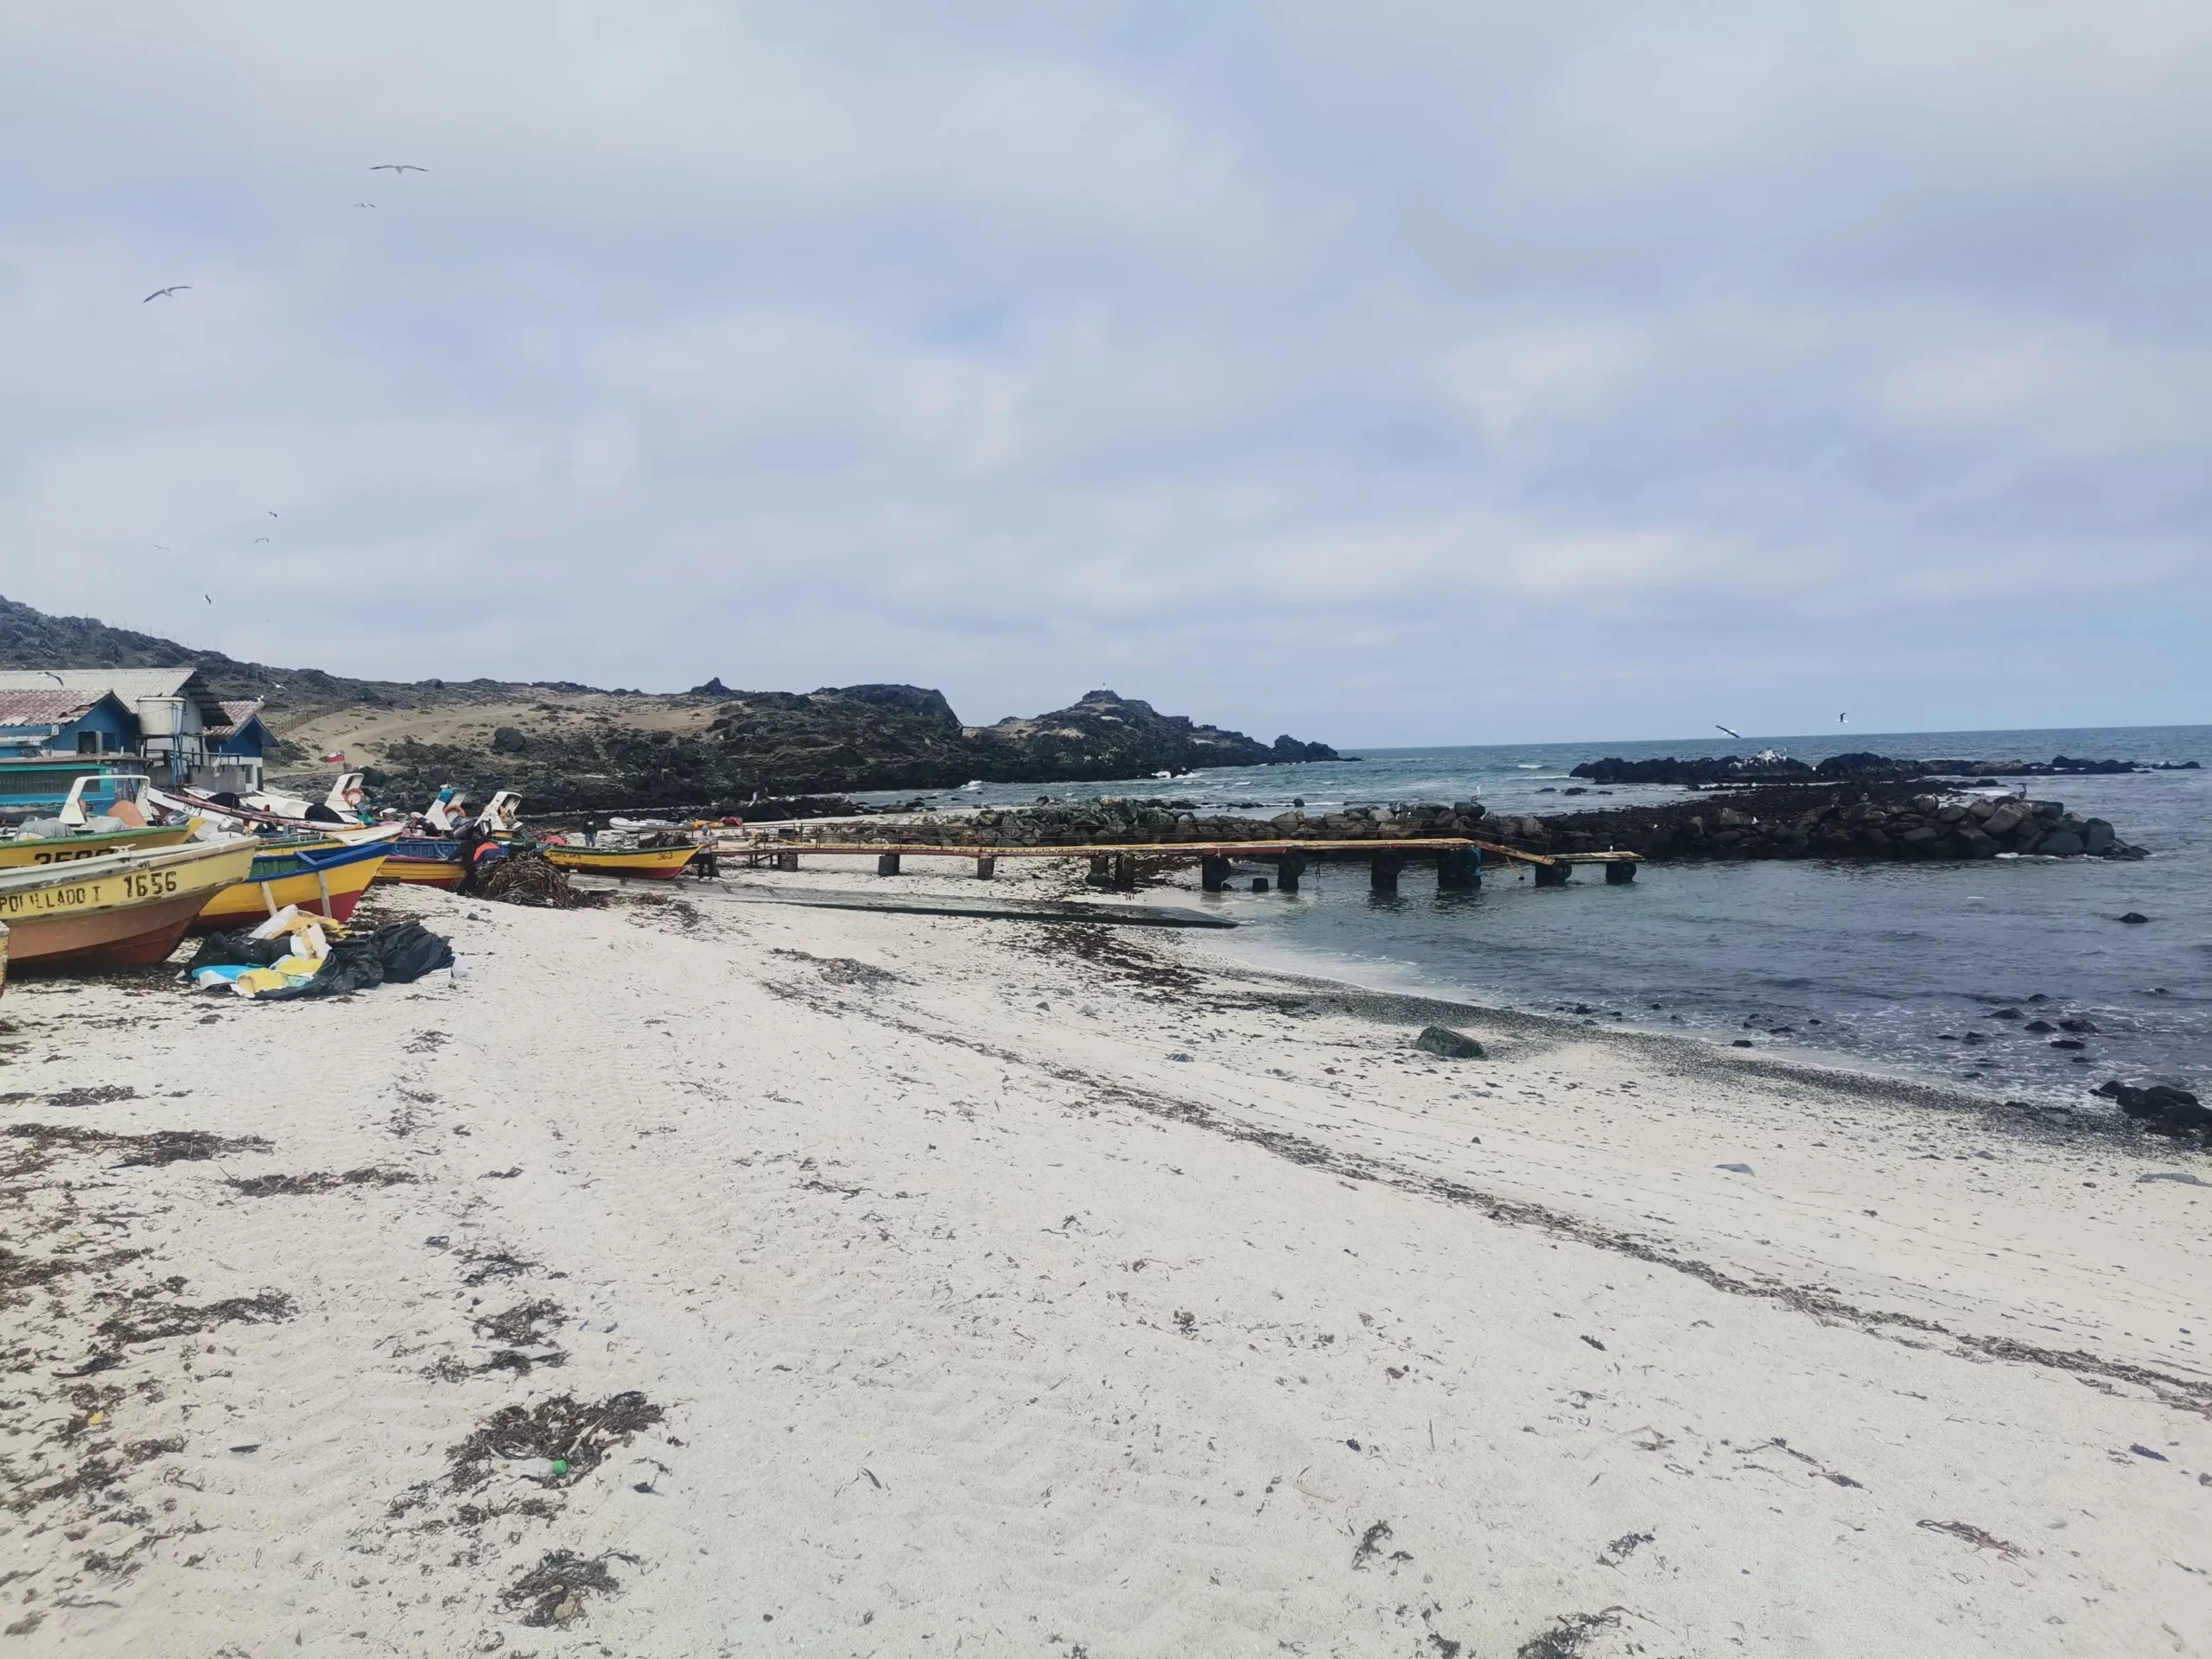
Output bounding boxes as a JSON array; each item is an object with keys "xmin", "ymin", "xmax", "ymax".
[{"xmin": 734, "ymin": 836, "xmax": 1642, "ymax": 892}]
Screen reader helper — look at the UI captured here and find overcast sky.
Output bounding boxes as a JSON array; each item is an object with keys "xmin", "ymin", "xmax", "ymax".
[{"xmin": 2, "ymin": 3, "xmax": 2206, "ymax": 745}]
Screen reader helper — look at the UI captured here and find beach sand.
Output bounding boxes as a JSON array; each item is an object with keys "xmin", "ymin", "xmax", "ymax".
[{"xmin": 3, "ymin": 861, "xmax": 2208, "ymax": 1656}]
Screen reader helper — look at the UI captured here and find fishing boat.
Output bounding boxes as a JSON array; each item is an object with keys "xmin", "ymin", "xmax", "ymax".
[
  {"xmin": 0, "ymin": 754, "xmax": 152, "ymax": 821},
  {"xmin": 0, "ymin": 773, "xmax": 200, "ymax": 868},
  {"xmin": 539, "ymin": 840, "xmax": 701, "ymax": 880},
  {"xmin": 189, "ymin": 830, "xmax": 400, "ymax": 931},
  {"xmin": 151, "ymin": 772, "xmax": 372, "ymax": 834},
  {"xmin": 0, "ymin": 839, "xmax": 259, "ymax": 972},
  {"xmin": 381, "ymin": 835, "xmax": 469, "ymax": 888}
]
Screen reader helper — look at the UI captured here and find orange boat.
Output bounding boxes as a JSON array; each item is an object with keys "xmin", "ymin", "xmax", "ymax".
[{"xmin": 0, "ymin": 840, "xmax": 259, "ymax": 972}]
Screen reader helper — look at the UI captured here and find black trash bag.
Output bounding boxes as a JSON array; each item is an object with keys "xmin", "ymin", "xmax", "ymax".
[
  {"xmin": 258, "ymin": 922, "xmax": 453, "ymax": 1001},
  {"xmin": 374, "ymin": 921, "xmax": 455, "ymax": 984},
  {"xmin": 184, "ymin": 931, "xmax": 294, "ymax": 974}
]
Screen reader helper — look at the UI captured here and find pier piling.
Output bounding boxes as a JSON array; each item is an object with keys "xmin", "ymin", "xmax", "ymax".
[
  {"xmin": 974, "ymin": 855, "xmax": 996, "ymax": 880},
  {"xmin": 1201, "ymin": 855, "xmax": 1232, "ymax": 893},
  {"xmin": 1112, "ymin": 854, "xmax": 1137, "ymax": 890},
  {"xmin": 876, "ymin": 853, "xmax": 901, "ymax": 876},
  {"xmin": 1088, "ymin": 855, "xmax": 1111, "ymax": 884},
  {"xmin": 1605, "ymin": 860, "xmax": 1636, "ymax": 885},
  {"xmin": 1371, "ymin": 851, "xmax": 1404, "ymax": 893},
  {"xmin": 1275, "ymin": 853, "xmax": 1306, "ymax": 893},
  {"xmin": 1437, "ymin": 848, "xmax": 1480, "ymax": 891},
  {"xmin": 1534, "ymin": 861, "xmax": 1571, "ymax": 887},
  {"xmin": 775, "ymin": 850, "xmax": 799, "ymax": 873}
]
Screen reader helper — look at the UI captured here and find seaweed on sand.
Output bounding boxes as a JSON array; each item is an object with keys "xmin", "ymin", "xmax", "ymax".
[{"xmin": 448, "ymin": 1390, "xmax": 664, "ymax": 1491}]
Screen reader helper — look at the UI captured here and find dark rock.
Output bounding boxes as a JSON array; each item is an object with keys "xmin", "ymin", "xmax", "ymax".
[
  {"xmin": 2024, "ymin": 1020, "xmax": 2056, "ymax": 1033},
  {"xmin": 1992, "ymin": 1007, "xmax": 2022, "ymax": 1020},
  {"xmin": 1414, "ymin": 1026, "xmax": 1485, "ymax": 1059},
  {"xmin": 2120, "ymin": 912, "xmax": 2150, "ymax": 924},
  {"xmin": 2057, "ymin": 1019, "xmax": 2098, "ymax": 1033},
  {"xmin": 2050, "ymin": 1038, "xmax": 2086, "ymax": 1050},
  {"xmin": 2037, "ymin": 830, "xmax": 2084, "ymax": 856}
]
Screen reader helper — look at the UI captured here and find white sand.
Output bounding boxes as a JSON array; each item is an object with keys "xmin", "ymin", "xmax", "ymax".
[{"xmin": 3, "ymin": 861, "xmax": 2208, "ymax": 1657}]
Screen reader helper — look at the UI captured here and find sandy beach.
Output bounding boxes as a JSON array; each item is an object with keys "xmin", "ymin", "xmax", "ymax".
[{"xmin": 4, "ymin": 860, "xmax": 2208, "ymax": 1657}]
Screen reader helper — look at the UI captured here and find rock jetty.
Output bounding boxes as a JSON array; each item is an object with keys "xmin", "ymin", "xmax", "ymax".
[
  {"xmin": 1571, "ymin": 751, "xmax": 2196, "ymax": 786},
  {"xmin": 777, "ymin": 783, "xmax": 2144, "ymax": 863}
]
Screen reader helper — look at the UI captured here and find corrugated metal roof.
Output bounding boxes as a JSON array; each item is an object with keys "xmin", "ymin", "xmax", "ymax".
[{"xmin": 0, "ymin": 669, "xmax": 224, "ymax": 721}]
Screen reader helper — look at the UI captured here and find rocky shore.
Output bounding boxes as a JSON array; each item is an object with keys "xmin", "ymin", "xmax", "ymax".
[
  {"xmin": 768, "ymin": 781, "xmax": 2145, "ymax": 863},
  {"xmin": 1571, "ymin": 750, "xmax": 2198, "ymax": 786}
]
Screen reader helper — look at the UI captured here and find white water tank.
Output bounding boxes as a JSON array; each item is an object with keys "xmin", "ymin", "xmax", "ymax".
[{"xmin": 138, "ymin": 696, "xmax": 186, "ymax": 737}]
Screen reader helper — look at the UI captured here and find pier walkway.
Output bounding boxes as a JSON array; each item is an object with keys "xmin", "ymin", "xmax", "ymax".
[{"xmin": 734, "ymin": 836, "xmax": 1643, "ymax": 893}]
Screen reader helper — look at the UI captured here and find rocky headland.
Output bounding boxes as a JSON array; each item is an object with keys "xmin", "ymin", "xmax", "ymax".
[
  {"xmin": 0, "ymin": 596, "xmax": 1336, "ymax": 813},
  {"xmin": 379, "ymin": 687, "xmax": 1337, "ymax": 810}
]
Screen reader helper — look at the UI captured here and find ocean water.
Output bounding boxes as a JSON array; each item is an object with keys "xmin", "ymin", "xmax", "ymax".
[{"xmin": 857, "ymin": 726, "xmax": 2211, "ymax": 1100}]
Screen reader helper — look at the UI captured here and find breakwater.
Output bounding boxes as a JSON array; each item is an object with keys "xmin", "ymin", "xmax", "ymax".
[{"xmin": 773, "ymin": 784, "xmax": 2144, "ymax": 864}]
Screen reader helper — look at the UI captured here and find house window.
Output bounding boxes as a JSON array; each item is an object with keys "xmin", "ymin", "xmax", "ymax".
[{"xmin": 77, "ymin": 732, "xmax": 101, "ymax": 754}]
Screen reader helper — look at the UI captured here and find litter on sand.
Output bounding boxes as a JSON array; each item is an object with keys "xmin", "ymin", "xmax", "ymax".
[{"xmin": 185, "ymin": 908, "xmax": 456, "ymax": 1001}]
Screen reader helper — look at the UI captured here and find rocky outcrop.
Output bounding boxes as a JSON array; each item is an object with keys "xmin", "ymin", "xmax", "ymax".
[
  {"xmin": 1572, "ymin": 751, "xmax": 2196, "ymax": 785},
  {"xmin": 1490, "ymin": 785, "xmax": 2143, "ymax": 862},
  {"xmin": 2094, "ymin": 1079, "xmax": 2210, "ymax": 1141},
  {"xmin": 704, "ymin": 685, "xmax": 1337, "ymax": 795},
  {"xmin": 367, "ymin": 688, "xmax": 1337, "ymax": 811},
  {"xmin": 776, "ymin": 782, "xmax": 2144, "ymax": 864}
]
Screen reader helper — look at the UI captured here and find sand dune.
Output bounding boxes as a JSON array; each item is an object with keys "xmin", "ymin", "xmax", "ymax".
[{"xmin": 3, "ymin": 863, "xmax": 2206, "ymax": 1656}]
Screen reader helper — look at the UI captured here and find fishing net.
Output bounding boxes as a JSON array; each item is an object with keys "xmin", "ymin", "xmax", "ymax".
[{"xmin": 481, "ymin": 849, "xmax": 592, "ymax": 909}]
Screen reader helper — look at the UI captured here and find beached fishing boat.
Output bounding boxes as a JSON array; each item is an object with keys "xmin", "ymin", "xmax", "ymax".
[
  {"xmin": 190, "ymin": 830, "xmax": 399, "ymax": 931},
  {"xmin": 541, "ymin": 842, "xmax": 700, "ymax": 880},
  {"xmin": 381, "ymin": 836, "xmax": 469, "ymax": 888},
  {"xmin": 0, "ymin": 817, "xmax": 200, "ymax": 868},
  {"xmin": 151, "ymin": 774, "xmax": 371, "ymax": 835},
  {"xmin": 0, "ymin": 771, "xmax": 200, "ymax": 866},
  {"xmin": 0, "ymin": 839, "xmax": 258, "ymax": 972}
]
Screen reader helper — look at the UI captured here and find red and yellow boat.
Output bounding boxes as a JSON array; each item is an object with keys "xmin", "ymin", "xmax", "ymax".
[{"xmin": 0, "ymin": 840, "xmax": 259, "ymax": 972}]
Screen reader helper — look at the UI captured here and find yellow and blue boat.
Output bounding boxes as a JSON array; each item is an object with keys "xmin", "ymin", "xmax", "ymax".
[{"xmin": 190, "ymin": 831, "xmax": 398, "ymax": 932}]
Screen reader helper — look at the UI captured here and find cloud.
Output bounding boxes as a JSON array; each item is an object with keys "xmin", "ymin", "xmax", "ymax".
[{"xmin": 0, "ymin": 0, "xmax": 2205, "ymax": 742}]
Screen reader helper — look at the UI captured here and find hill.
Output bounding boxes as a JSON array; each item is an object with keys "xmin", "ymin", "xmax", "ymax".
[{"xmin": 0, "ymin": 595, "xmax": 1336, "ymax": 810}]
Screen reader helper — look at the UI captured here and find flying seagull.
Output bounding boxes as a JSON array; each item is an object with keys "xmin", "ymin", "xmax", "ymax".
[
  {"xmin": 267, "ymin": 511, "xmax": 278, "ymax": 518},
  {"xmin": 204, "ymin": 594, "xmax": 212, "ymax": 605},
  {"xmin": 143, "ymin": 285, "xmax": 190, "ymax": 302},
  {"xmin": 1715, "ymin": 724, "xmax": 1742, "ymax": 740},
  {"xmin": 254, "ymin": 537, "xmax": 270, "ymax": 543},
  {"xmin": 353, "ymin": 201, "xmax": 377, "ymax": 208},
  {"xmin": 369, "ymin": 163, "xmax": 427, "ymax": 174}
]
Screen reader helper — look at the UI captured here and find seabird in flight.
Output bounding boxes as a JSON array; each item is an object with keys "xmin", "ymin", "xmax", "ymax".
[
  {"xmin": 143, "ymin": 286, "xmax": 190, "ymax": 302},
  {"xmin": 369, "ymin": 164, "xmax": 427, "ymax": 174},
  {"xmin": 1714, "ymin": 724, "xmax": 1742, "ymax": 740}
]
